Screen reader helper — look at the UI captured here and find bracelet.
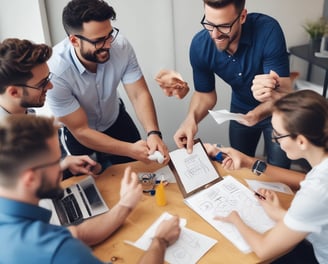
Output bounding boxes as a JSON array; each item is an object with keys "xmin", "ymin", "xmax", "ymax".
[
  {"xmin": 147, "ymin": 130, "xmax": 162, "ymax": 139},
  {"xmin": 152, "ymin": 236, "xmax": 170, "ymax": 247}
]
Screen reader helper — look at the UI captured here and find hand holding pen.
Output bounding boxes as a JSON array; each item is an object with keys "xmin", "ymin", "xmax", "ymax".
[
  {"xmin": 254, "ymin": 188, "xmax": 286, "ymax": 222},
  {"xmin": 204, "ymin": 143, "xmax": 257, "ymax": 171}
]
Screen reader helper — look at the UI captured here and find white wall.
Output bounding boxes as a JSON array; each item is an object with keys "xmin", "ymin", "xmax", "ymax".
[
  {"xmin": 0, "ymin": 0, "xmax": 51, "ymax": 44},
  {"xmin": 0, "ymin": 0, "xmax": 324, "ymax": 152}
]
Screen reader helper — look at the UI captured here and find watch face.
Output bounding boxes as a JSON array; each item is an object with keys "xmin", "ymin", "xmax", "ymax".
[
  {"xmin": 258, "ymin": 161, "xmax": 266, "ymax": 172},
  {"xmin": 253, "ymin": 160, "xmax": 267, "ymax": 176}
]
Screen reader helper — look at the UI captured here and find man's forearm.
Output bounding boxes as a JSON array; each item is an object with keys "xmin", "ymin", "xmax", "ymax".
[
  {"xmin": 73, "ymin": 204, "xmax": 131, "ymax": 246},
  {"xmin": 137, "ymin": 237, "xmax": 167, "ymax": 264},
  {"xmin": 188, "ymin": 90, "xmax": 217, "ymax": 124}
]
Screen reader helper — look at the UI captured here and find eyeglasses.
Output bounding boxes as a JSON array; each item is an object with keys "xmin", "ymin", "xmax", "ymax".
[
  {"xmin": 75, "ymin": 27, "xmax": 119, "ymax": 50},
  {"xmin": 30, "ymin": 157, "xmax": 61, "ymax": 171},
  {"xmin": 201, "ymin": 13, "xmax": 241, "ymax": 34},
  {"xmin": 13, "ymin": 72, "xmax": 53, "ymax": 91},
  {"xmin": 271, "ymin": 129, "xmax": 291, "ymax": 144}
]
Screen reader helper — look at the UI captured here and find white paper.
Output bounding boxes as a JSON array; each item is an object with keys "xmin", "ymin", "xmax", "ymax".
[
  {"xmin": 185, "ymin": 176, "xmax": 275, "ymax": 253},
  {"xmin": 245, "ymin": 179, "xmax": 294, "ymax": 195},
  {"xmin": 208, "ymin": 109, "xmax": 245, "ymax": 124},
  {"xmin": 169, "ymin": 142, "xmax": 220, "ymax": 193},
  {"xmin": 125, "ymin": 212, "xmax": 217, "ymax": 264}
]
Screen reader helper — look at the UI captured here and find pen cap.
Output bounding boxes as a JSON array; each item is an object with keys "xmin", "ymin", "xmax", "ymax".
[{"xmin": 155, "ymin": 181, "xmax": 167, "ymax": 206}]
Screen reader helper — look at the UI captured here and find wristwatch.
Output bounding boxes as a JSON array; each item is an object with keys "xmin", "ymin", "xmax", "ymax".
[{"xmin": 252, "ymin": 160, "xmax": 267, "ymax": 176}]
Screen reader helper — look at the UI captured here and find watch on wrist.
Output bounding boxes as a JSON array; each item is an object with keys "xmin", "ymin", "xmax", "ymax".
[
  {"xmin": 147, "ymin": 130, "xmax": 162, "ymax": 139},
  {"xmin": 252, "ymin": 160, "xmax": 267, "ymax": 176}
]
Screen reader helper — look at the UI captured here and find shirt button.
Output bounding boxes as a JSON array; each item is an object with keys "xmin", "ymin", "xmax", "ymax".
[
  {"xmin": 232, "ymin": 59, "xmax": 236, "ymax": 62},
  {"xmin": 238, "ymin": 73, "xmax": 242, "ymax": 76}
]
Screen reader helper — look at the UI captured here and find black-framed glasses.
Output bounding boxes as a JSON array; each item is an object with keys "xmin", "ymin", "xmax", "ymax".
[
  {"xmin": 30, "ymin": 157, "xmax": 61, "ymax": 171},
  {"xmin": 13, "ymin": 72, "xmax": 53, "ymax": 91},
  {"xmin": 75, "ymin": 27, "xmax": 119, "ymax": 50},
  {"xmin": 271, "ymin": 129, "xmax": 291, "ymax": 144},
  {"xmin": 201, "ymin": 13, "xmax": 241, "ymax": 34}
]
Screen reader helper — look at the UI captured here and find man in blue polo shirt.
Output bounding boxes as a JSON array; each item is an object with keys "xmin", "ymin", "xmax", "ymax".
[
  {"xmin": 0, "ymin": 115, "xmax": 180, "ymax": 264},
  {"xmin": 171, "ymin": 0, "xmax": 292, "ymax": 169}
]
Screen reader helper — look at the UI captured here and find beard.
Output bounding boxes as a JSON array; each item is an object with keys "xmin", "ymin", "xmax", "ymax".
[
  {"xmin": 213, "ymin": 30, "xmax": 239, "ymax": 52},
  {"xmin": 80, "ymin": 42, "xmax": 110, "ymax": 64},
  {"xmin": 36, "ymin": 172, "xmax": 64, "ymax": 200},
  {"xmin": 20, "ymin": 89, "xmax": 45, "ymax": 108}
]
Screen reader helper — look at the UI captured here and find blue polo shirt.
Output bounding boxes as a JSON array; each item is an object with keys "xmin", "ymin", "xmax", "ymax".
[
  {"xmin": 190, "ymin": 13, "xmax": 289, "ymax": 114},
  {"xmin": 0, "ymin": 197, "xmax": 104, "ymax": 264}
]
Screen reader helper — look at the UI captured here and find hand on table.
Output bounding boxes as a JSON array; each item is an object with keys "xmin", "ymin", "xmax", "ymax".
[{"xmin": 154, "ymin": 215, "xmax": 181, "ymax": 247}]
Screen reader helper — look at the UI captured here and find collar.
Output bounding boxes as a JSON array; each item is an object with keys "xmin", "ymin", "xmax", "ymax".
[
  {"xmin": 0, "ymin": 197, "xmax": 52, "ymax": 223},
  {"xmin": 69, "ymin": 41, "xmax": 88, "ymax": 75}
]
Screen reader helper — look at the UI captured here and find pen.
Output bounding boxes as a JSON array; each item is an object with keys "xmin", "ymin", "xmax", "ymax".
[
  {"xmin": 212, "ymin": 151, "xmax": 228, "ymax": 163},
  {"xmin": 254, "ymin": 191, "xmax": 266, "ymax": 200}
]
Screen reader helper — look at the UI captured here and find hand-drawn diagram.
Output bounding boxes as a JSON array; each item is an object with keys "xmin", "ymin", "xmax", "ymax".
[
  {"xmin": 183, "ymin": 154, "xmax": 210, "ymax": 179},
  {"xmin": 185, "ymin": 176, "xmax": 275, "ymax": 253},
  {"xmin": 169, "ymin": 142, "xmax": 220, "ymax": 193},
  {"xmin": 126, "ymin": 212, "xmax": 217, "ymax": 264}
]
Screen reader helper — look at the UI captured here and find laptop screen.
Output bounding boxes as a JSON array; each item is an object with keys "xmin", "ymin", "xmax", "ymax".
[{"xmin": 83, "ymin": 184, "xmax": 104, "ymax": 209}]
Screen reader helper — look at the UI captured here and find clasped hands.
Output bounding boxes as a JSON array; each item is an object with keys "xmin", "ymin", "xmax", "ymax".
[
  {"xmin": 155, "ymin": 69, "xmax": 190, "ymax": 99},
  {"xmin": 251, "ymin": 70, "xmax": 282, "ymax": 102}
]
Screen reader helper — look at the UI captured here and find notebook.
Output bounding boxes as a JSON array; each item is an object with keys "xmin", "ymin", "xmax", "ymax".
[
  {"xmin": 39, "ymin": 176, "xmax": 109, "ymax": 226},
  {"xmin": 169, "ymin": 139, "xmax": 275, "ymax": 253}
]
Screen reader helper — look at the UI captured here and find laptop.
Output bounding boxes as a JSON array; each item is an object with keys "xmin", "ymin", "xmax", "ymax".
[{"xmin": 39, "ymin": 176, "xmax": 109, "ymax": 226}]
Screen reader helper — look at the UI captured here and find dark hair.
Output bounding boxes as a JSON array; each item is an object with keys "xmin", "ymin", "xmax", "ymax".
[
  {"xmin": 0, "ymin": 38, "xmax": 52, "ymax": 94},
  {"xmin": 0, "ymin": 115, "xmax": 57, "ymax": 187},
  {"xmin": 203, "ymin": 0, "xmax": 245, "ymax": 13},
  {"xmin": 273, "ymin": 90, "xmax": 328, "ymax": 151},
  {"xmin": 62, "ymin": 0, "xmax": 116, "ymax": 35}
]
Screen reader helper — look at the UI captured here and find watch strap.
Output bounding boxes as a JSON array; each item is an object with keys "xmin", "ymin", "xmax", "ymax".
[{"xmin": 147, "ymin": 130, "xmax": 162, "ymax": 139}]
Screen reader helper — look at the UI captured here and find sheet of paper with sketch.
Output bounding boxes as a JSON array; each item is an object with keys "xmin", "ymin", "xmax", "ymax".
[{"xmin": 168, "ymin": 140, "xmax": 275, "ymax": 253}]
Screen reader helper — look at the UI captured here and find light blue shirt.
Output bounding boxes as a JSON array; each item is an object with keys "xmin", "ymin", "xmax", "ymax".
[
  {"xmin": 0, "ymin": 197, "xmax": 104, "ymax": 264},
  {"xmin": 47, "ymin": 34, "xmax": 143, "ymax": 131}
]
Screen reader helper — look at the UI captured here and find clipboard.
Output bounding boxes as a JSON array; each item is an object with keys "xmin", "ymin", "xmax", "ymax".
[{"xmin": 168, "ymin": 138, "xmax": 223, "ymax": 198}]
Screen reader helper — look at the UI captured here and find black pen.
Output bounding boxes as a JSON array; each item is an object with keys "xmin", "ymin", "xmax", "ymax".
[{"xmin": 254, "ymin": 191, "xmax": 266, "ymax": 200}]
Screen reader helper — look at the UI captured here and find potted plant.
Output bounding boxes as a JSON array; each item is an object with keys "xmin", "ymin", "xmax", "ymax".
[{"xmin": 303, "ymin": 17, "xmax": 328, "ymax": 52}]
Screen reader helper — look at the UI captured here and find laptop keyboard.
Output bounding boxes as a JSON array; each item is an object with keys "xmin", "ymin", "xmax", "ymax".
[{"xmin": 53, "ymin": 194, "xmax": 83, "ymax": 225}]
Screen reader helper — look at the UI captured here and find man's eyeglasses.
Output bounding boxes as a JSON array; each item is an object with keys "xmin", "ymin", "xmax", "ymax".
[
  {"xmin": 13, "ymin": 72, "xmax": 53, "ymax": 91},
  {"xmin": 75, "ymin": 27, "xmax": 119, "ymax": 50},
  {"xmin": 271, "ymin": 129, "xmax": 292, "ymax": 144},
  {"xmin": 30, "ymin": 157, "xmax": 61, "ymax": 171},
  {"xmin": 201, "ymin": 13, "xmax": 241, "ymax": 34}
]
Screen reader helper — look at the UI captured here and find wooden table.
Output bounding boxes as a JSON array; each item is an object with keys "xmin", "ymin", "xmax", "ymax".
[{"xmin": 63, "ymin": 161, "xmax": 293, "ymax": 264}]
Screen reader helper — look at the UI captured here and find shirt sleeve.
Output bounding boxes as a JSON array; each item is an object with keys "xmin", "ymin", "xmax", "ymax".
[
  {"xmin": 46, "ymin": 75, "xmax": 80, "ymax": 118},
  {"xmin": 284, "ymin": 178, "xmax": 328, "ymax": 233},
  {"xmin": 189, "ymin": 31, "xmax": 216, "ymax": 93},
  {"xmin": 116, "ymin": 37, "xmax": 143, "ymax": 85},
  {"xmin": 261, "ymin": 19, "xmax": 290, "ymax": 77},
  {"xmin": 53, "ymin": 237, "xmax": 105, "ymax": 264}
]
